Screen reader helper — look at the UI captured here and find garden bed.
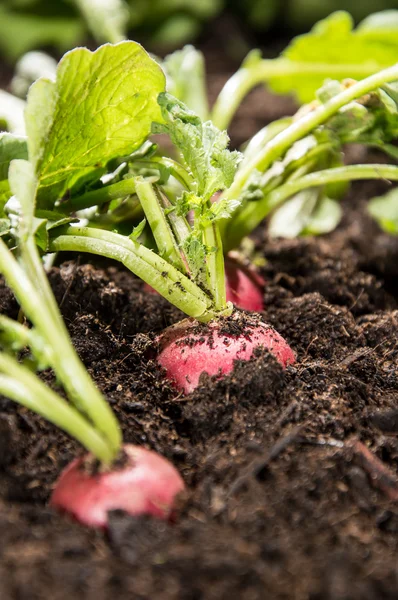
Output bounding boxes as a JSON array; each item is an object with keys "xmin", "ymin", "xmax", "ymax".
[{"xmin": 1, "ymin": 57, "xmax": 398, "ymax": 599}]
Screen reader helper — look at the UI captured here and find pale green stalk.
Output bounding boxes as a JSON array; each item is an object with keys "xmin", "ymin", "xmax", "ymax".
[
  {"xmin": 0, "ymin": 354, "xmax": 112, "ymax": 462},
  {"xmin": 0, "ymin": 314, "xmax": 53, "ymax": 365},
  {"xmin": 225, "ymin": 164, "xmax": 398, "ymax": 251},
  {"xmin": 49, "ymin": 226, "xmax": 223, "ymax": 321},
  {"xmin": 225, "ymin": 65, "xmax": 398, "ymax": 203},
  {"xmin": 223, "ymin": 65, "xmax": 398, "ymax": 249},
  {"xmin": 135, "ymin": 178, "xmax": 187, "ymax": 272},
  {"xmin": 0, "ymin": 238, "xmax": 121, "ymax": 460},
  {"xmin": 211, "ymin": 59, "xmax": 389, "ymax": 131},
  {"xmin": 202, "ymin": 221, "xmax": 227, "ymax": 311},
  {"xmin": 64, "ymin": 178, "xmax": 137, "ymax": 212}
]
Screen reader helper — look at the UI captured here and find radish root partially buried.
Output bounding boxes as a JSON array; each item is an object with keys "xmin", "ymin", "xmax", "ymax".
[
  {"xmin": 50, "ymin": 445, "xmax": 185, "ymax": 528},
  {"xmin": 157, "ymin": 312, "xmax": 295, "ymax": 394}
]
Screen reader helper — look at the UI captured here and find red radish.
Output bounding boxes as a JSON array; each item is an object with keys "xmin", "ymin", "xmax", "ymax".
[
  {"xmin": 50, "ymin": 445, "xmax": 185, "ymax": 528},
  {"xmin": 224, "ymin": 255, "xmax": 265, "ymax": 311},
  {"xmin": 144, "ymin": 256, "xmax": 265, "ymax": 312},
  {"xmin": 157, "ymin": 312, "xmax": 295, "ymax": 394}
]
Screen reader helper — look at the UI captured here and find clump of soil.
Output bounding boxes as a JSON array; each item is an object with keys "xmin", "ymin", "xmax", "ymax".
[{"xmin": 1, "ymin": 58, "xmax": 398, "ymax": 600}]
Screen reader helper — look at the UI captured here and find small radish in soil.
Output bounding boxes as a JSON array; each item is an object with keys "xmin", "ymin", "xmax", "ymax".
[
  {"xmin": 50, "ymin": 445, "xmax": 185, "ymax": 528},
  {"xmin": 223, "ymin": 255, "xmax": 265, "ymax": 311},
  {"xmin": 157, "ymin": 312, "xmax": 295, "ymax": 394}
]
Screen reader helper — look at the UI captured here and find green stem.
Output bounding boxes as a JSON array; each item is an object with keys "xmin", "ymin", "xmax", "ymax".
[
  {"xmin": 225, "ymin": 164, "xmax": 398, "ymax": 251},
  {"xmin": 0, "ymin": 314, "xmax": 53, "ymax": 366},
  {"xmin": 0, "ymin": 238, "xmax": 121, "ymax": 459},
  {"xmin": 0, "ymin": 354, "xmax": 113, "ymax": 463},
  {"xmin": 63, "ymin": 178, "xmax": 137, "ymax": 212},
  {"xmin": 157, "ymin": 188, "xmax": 192, "ymax": 251},
  {"xmin": 267, "ymin": 164, "xmax": 398, "ymax": 209},
  {"xmin": 49, "ymin": 226, "xmax": 219, "ymax": 321},
  {"xmin": 20, "ymin": 237, "xmax": 66, "ymax": 329},
  {"xmin": 225, "ymin": 65, "xmax": 398, "ymax": 206},
  {"xmin": 152, "ymin": 157, "xmax": 196, "ymax": 190},
  {"xmin": 134, "ymin": 178, "xmax": 187, "ymax": 272},
  {"xmin": 203, "ymin": 221, "xmax": 227, "ymax": 311},
  {"xmin": 211, "ymin": 58, "xmax": 389, "ymax": 131}
]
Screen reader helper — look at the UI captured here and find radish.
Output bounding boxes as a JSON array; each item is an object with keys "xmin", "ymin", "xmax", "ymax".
[
  {"xmin": 157, "ymin": 312, "xmax": 295, "ymax": 394},
  {"xmin": 50, "ymin": 445, "xmax": 185, "ymax": 528},
  {"xmin": 224, "ymin": 255, "xmax": 265, "ymax": 311}
]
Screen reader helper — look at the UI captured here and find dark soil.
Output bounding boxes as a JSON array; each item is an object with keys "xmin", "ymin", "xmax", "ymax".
[{"xmin": 1, "ymin": 60, "xmax": 398, "ymax": 600}]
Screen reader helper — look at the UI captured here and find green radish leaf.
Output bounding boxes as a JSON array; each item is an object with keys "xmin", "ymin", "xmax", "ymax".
[
  {"xmin": 24, "ymin": 42, "xmax": 165, "ymax": 208},
  {"xmin": 317, "ymin": 79, "xmax": 398, "ymax": 154},
  {"xmin": 268, "ymin": 189, "xmax": 319, "ymax": 238},
  {"xmin": 368, "ymin": 188, "xmax": 398, "ymax": 234},
  {"xmin": 199, "ymin": 198, "xmax": 241, "ymax": 228},
  {"xmin": 270, "ymin": 11, "xmax": 398, "ymax": 103},
  {"xmin": 25, "ymin": 79, "xmax": 57, "ymax": 174},
  {"xmin": 153, "ymin": 93, "xmax": 241, "ymax": 202},
  {"xmin": 269, "ymin": 189, "xmax": 342, "ymax": 239}
]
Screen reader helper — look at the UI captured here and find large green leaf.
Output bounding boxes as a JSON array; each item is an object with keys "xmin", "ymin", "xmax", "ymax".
[
  {"xmin": 24, "ymin": 42, "xmax": 165, "ymax": 207},
  {"xmin": 269, "ymin": 11, "xmax": 398, "ymax": 102}
]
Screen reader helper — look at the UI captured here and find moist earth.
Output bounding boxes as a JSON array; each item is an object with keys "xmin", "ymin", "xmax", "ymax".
[{"xmin": 1, "ymin": 57, "xmax": 398, "ymax": 600}]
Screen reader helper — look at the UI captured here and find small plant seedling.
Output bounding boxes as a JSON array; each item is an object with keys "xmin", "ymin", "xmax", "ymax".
[{"xmin": 0, "ymin": 136, "xmax": 185, "ymax": 526}]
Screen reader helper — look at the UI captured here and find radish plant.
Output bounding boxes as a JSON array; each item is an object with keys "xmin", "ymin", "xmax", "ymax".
[
  {"xmin": 0, "ymin": 41, "xmax": 296, "ymax": 393},
  {"xmin": 2, "ymin": 28, "xmax": 398, "ymax": 393},
  {"xmin": 0, "ymin": 95, "xmax": 185, "ymax": 525},
  {"xmin": 0, "ymin": 223, "xmax": 184, "ymax": 527}
]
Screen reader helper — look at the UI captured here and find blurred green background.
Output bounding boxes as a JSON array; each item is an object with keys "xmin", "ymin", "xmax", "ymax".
[{"xmin": 0, "ymin": 0, "xmax": 397, "ymax": 62}]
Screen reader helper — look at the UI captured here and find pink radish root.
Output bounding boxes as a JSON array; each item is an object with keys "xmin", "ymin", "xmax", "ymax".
[
  {"xmin": 50, "ymin": 445, "xmax": 185, "ymax": 528},
  {"xmin": 157, "ymin": 312, "xmax": 295, "ymax": 394}
]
